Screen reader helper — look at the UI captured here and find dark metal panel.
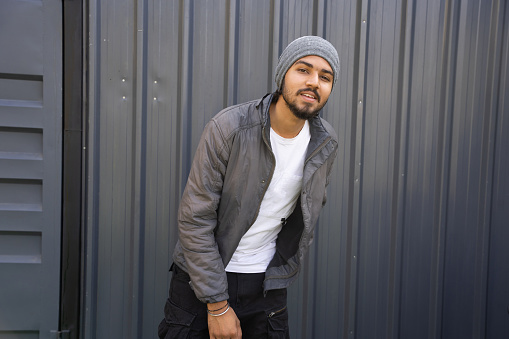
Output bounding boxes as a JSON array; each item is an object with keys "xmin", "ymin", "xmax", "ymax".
[
  {"xmin": 398, "ymin": 0, "xmax": 452, "ymax": 337},
  {"xmin": 82, "ymin": 0, "xmax": 509, "ymax": 338},
  {"xmin": 99, "ymin": 0, "xmax": 140, "ymax": 336},
  {"xmin": 61, "ymin": 0, "xmax": 84, "ymax": 338},
  {"xmin": 441, "ymin": 1, "xmax": 506, "ymax": 337},
  {"xmin": 83, "ymin": 0, "xmax": 139, "ymax": 337},
  {"xmin": 140, "ymin": 1, "xmax": 187, "ymax": 337},
  {"xmin": 486, "ymin": 3, "xmax": 509, "ymax": 335},
  {"xmin": 233, "ymin": 0, "xmax": 274, "ymax": 102}
]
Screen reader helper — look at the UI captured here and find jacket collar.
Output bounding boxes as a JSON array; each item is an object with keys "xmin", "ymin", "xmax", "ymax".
[{"xmin": 258, "ymin": 93, "xmax": 331, "ymax": 157}]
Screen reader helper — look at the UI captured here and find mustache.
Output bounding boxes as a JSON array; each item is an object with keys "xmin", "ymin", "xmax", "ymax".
[{"xmin": 296, "ymin": 88, "xmax": 321, "ymax": 102}]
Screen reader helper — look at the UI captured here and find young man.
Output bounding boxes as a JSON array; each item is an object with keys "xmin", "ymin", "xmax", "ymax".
[{"xmin": 159, "ymin": 36, "xmax": 340, "ymax": 339}]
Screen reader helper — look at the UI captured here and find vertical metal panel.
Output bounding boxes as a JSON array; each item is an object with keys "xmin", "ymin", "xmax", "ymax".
[
  {"xmin": 61, "ymin": 0, "xmax": 84, "ymax": 337},
  {"xmin": 84, "ymin": 0, "xmax": 139, "ymax": 337},
  {"xmin": 141, "ymin": 1, "xmax": 186, "ymax": 336},
  {"xmin": 83, "ymin": 0, "xmax": 509, "ymax": 338},
  {"xmin": 0, "ymin": 0, "xmax": 62, "ymax": 338},
  {"xmin": 486, "ymin": 4, "xmax": 509, "ymax": 336},
  {"xmin": 440, "ymin": 1, "xmax": 507, "ymax": 337}
]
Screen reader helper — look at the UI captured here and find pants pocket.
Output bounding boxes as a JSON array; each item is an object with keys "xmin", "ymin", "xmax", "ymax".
[
  {"xmin": 267, "ymin": 305, "xmax": 290, "ymax": 339},
  {"xmin": 158, "ymin": 298, "xmax": 197, "ymax": 339}
]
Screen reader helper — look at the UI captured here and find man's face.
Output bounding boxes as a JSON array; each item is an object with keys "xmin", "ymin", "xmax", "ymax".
[{"xmin": 281, "ymin": 55, "xmax": 334, "ymax": 120}]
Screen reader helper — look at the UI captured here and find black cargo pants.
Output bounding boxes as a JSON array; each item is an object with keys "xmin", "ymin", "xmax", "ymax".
[{"xmin": 158, "ymin": 264, "xmax": 290, "ymax": 338}]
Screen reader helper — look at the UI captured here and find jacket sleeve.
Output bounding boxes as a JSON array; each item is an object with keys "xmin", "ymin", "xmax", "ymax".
[{"xmin": 177, "ymin": 118, "xmax": 230, "ymax": 303}]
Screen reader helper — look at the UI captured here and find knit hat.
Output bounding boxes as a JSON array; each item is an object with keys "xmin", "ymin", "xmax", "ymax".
[{"xmin": 275, "ymin": 36, "xmax": 340, "ymax": 90}]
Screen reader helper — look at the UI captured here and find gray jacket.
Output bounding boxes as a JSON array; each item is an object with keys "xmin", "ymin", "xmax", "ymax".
[{"xmin": 172, "ymin": 93, "xmax": 338, "ymax": 303}]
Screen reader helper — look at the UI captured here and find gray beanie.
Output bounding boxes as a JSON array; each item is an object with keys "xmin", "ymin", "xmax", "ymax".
[{"xmin": 275, "ymin": 36, "xmax": 340, "ymax": 90}]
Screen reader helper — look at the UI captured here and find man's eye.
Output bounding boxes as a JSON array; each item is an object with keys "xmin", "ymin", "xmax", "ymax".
[
  {"xmin": 298, "ymin": 68, "xmax": 308, "ymax": 73},
  {"xmin": 321, "ymin": 76, "xmax": 331, "ymax": 82}
]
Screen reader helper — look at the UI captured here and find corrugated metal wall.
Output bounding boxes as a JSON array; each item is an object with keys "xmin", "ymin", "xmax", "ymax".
[{"xmin": 82, "ymin": 0, "xmax": 509, "ymax": 338}]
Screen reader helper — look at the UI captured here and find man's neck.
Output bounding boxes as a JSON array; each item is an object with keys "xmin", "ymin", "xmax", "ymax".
[{"xmin": 269, "ymin": 98, "xmax": 307, "ymax": 139}]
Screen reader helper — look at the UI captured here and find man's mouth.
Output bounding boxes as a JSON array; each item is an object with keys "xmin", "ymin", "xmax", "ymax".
[{"xmin": 297, "ymin": 89, "xmax": 320, "ymax": 102}]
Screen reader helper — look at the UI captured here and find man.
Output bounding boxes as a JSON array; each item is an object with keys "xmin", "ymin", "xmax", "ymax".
[{"xmin": 159, "ymin": 36, "xmax": 340, "ymax": 339}]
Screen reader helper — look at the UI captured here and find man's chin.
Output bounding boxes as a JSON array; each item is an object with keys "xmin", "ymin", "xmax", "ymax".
[
  {"xmin": 283, "ymin": 92, "xmax": 323, "ymax": 119},
  {"xmin": 291, "ymin": 108, "xmax": 319, "ymax": 120}
]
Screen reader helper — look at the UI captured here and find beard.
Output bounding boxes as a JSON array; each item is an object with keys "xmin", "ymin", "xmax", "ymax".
[{"xmin": 281, "ymin": 80, "xmax": 327, "ymax": 120}]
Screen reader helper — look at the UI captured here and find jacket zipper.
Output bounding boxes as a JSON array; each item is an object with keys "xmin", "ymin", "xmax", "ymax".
[
  {"xmin": 305, "ymin": 136, "xmax": 332, "ymax": 164},
  {"xmin": 249, "ymin": 120, "xmax": 276, "ymax": 229},
  {"xmin": 268, "ymin": 306, "xmax": 287, "ymax": 318},
  {"xmin": 263, "ymin": 136, "xmax": 333, "ymax": 286}
]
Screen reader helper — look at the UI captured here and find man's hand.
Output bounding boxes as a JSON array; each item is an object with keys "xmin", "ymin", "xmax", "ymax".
[{"xmin": 207, "ymin": 301, "xmax": 242, "ymax": 339}]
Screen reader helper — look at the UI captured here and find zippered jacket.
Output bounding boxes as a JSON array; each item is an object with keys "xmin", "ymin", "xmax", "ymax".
[{"xmin": 172, "ymin": 93, "xmax": 339, "ymax": 303}]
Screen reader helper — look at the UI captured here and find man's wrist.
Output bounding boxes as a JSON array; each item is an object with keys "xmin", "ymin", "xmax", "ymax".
[{"xmin": 207, "ymin": 300, "xmax": 230, "ymax": 316}]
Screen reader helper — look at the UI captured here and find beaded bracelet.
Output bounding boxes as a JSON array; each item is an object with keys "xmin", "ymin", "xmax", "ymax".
[
  {"xmin": 207, "ymin": 301, "xmax": 229, "ymax": 313},
  {"xmin": 207, "ymin": 304, "xmax": 230, "ymax": 317}
]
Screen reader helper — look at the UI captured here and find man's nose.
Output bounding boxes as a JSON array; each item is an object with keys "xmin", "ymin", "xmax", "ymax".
[{"xmin": 306, "ymin": 72, "xmax": 320, "ymax": 88}]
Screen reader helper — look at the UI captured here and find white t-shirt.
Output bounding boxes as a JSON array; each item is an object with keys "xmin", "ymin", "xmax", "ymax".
[{"xmin": 225, "ymin": 120, "xmax": 311, "ymax": 273}]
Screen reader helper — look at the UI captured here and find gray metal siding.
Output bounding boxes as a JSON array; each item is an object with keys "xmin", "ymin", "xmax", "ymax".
[{"xmin": 83, "ymin": 0, "xmax": 509, "ymax": 338}]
